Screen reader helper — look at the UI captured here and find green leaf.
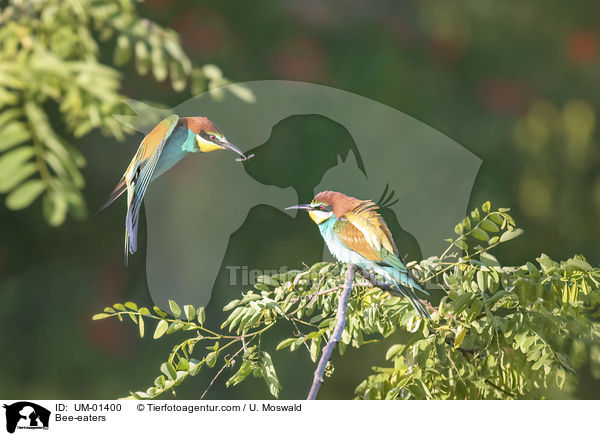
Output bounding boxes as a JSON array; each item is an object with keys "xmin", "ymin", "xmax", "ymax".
[
  {"xmin": 386, "ymin": 344, "xmax": 405, "ymax": 360},
  {"xmin": 0, "ymin": 109, "xmax": 24, "ymax": 127},
  {"xmin": 176, "ymin": 358, "xmax": 190, "ymax": 372},
  {"xmin": 154, "ymin": 375, "xmax": 166, "ymax": 389},
  {"xmin": 5, "ymin": 179, "xmax": 45, "ymax": 210},
  {"xmin": 454, "ymin": 326, "xmax": 467, "ymax": 349},
  {"xmin": 153, "ymin": 320, "xmax": 169, "ymax": 339},
  {"xmin": 471, "ymin": 228, "xmax": 489, "ymax": 241},
  {"xmin": 482, "ymin": 201, "xmax": 491, "ymax": 213},
  {"xmin": 92, "ymin": 313, "xmax": 112, "ymax": 320},
  {"xmin": 196, "ymin": 307, "xmax": 205, "ymax": 325},
  {"xmin": 479, "ymin": 219, "xmax": 499, "ymax": 233},
  {"xmin": 489, "ymin": 213, "xmax": 504, "ymax": 225},
  {"xmin": 0, "ymin": 162, "xmax": 36, "ymax": 193},
  {"xmin": 500, "ymin": 228, "xmax": 524, "ymax": 243},
  {"xmin": 0, "ymin": 127, "xmax": 31, "ymax": 152},
  {"xmin": 566, "ymin": 258, "xmax": 593, "ymax": 271},
  {"xmin": 226, "ymin": 360, "xmax": 253, "ymax": 387},
  {"xmin": 135, "ymin": 40, "xmax": 150, "ymax": 75},
  {"xmin": 138, "ymin": 314, "xmax": 144, "ymax": 337},
  {"xmin": 488, "ymin": 236, "xmax": 500, "ymax": 245},
  {"xmin": 206, "ymin": 350, "xmax": 219, "ymax": 368},
  {"xmin": 153, "ymin": 306, "xmax": 168, "ymax": 317},
  {"xmin": 169, "ymin": 300, "xmax": 181, "ymax": 318},
  {"xmin": 161, "ymin": 362, "xmax": 177, "ymax": 380},
  {"xmin": 169, "ymin": 60, "xmax": 187, "ymax": 92},
  {"xmin": 184, "ymin": 304, "xmax": 196, "ymax": 321},
  {"xmin": 454, "ymin": 223, "xmax": 463, "ymax": 235},
  {"xmin": 258, "ymin": 351, "xmax": 280, "ymax": 398},
  {"xmin": 406, "ymin": 315, "xmax": 421, "ymax": 333},
  {"xmin": 43, "ymin": 191, "xmax": 68, "ymax": 226},
  {"xmin": 113, "ymin": 35, "xmax": 131, "ymax": 66},
  {"xmin": 223, "ymin": 299, "xmax": 241, "ymax": 311},
  {"xmin": 462, "ymin": 217, "xmax": 471, "ymax": 231},
  {"xmin": 454, "ymin": 239, "xmax": 468, "ymax": 250},
  {"xmin": 188, "ymin": 358, "xmax": 204, "ymax": 376},
  {"xmin": 480, "ymin": 252, "xmax": 500, "ymax": 267},
  {"xmin": 124, "ymin": 302, "xmax": 138, "ymax": 311},
  {"xmin": 276, "ymin": 338, "xmax": 297, "ymax": 350},
  {"xmin": 555, "ymin": 367, "xmax": 566, "ymax": 389}
]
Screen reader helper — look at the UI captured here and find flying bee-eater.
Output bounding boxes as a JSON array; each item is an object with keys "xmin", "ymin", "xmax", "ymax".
[
  {"xmin": 287, "ymin": 190, "xmax": 430, "ymax": 319},
  {"xmin": 98, "ymin": 114, "xmax": 252, "ymax": 263}
]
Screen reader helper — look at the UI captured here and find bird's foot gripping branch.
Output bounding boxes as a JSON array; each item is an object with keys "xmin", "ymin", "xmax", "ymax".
[{"xmin": 94, "ymin": 202, "xmax": 600, "ymax": 399}]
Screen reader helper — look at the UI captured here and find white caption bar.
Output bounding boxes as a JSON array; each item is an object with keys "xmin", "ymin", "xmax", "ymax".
[{"xmin": 0, "ymin": 400, "xmax": 596, "ymax": 435}]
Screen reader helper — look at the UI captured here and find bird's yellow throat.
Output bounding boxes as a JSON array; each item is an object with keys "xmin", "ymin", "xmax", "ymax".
[
  {"xmin": 308, "ymin": 210, "xmax": 331, "ymax": 224},
  {"xmin": 196, "ymin": 135, "xmax": 224, "ymax": 152}
]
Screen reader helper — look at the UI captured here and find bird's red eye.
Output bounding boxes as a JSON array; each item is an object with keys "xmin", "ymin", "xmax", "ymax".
[
  {"xmin": 319, "ymin": 205, "xmax": 324, "ymax": 210},
  {"xmin": 209, "ymin": 135, "xmax": 217, "ymax": 141}
]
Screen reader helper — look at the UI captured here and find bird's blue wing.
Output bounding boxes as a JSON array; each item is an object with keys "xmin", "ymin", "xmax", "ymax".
[
  {"xmin": 379, "ymin": 249, "xmax": 429, "ymax": 295},
  {"xmin": 125, "ymin": 114, "xmax": 179, "ymax": 262}
]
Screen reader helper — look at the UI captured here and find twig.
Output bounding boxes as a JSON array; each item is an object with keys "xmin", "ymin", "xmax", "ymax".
[
  {"xmin": 200, "ymin": 348, "xmax": 243, "ymax": 400},
  {"xmin": 289, "ymin": 317, "xmax": 312, "ymax": 354},
  {"xmin": 200, "ymin": 343, "xmax": 247, "ymax": 400},
  {"xmin": 484, "ymin": 379, "xmax": 518, "ymax": 399},
  {"xmin": 290, "ymin": 281, "xmax": 372, "ymax": 305},
  {"xmin": 307, "ymin": 263, "xmax": 356, "ymax": 400}
]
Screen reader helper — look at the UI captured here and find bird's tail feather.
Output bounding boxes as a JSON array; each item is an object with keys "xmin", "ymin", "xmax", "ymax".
[
  {"xmin": 390, "ymin": 282, "xmax": 430, "ymax": 320},
  {"xmin": 96, "ymin": 178, "xmax": 127, "ymax": 215},
  {"xmin": 123, "ymin": 181, "xmax": 143, "ymax": 265},
  {"xmin": 377, "ymin": 266, "xmax": 431, "ymax": 319}
]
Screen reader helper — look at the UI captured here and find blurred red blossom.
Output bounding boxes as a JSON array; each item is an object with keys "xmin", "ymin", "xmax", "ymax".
[
  {"xmin": 270, "ymin": 37, "xmax": 331, "ymax": 82},
  {"xmin": 567, "ymin": 30, "xmax": 598, "ymax": 66},
  {"xmin": 478, "ymin": 77, "xmax": 532, "ymax": 115},
  {"xmin": 173, "ymin": 7, "xmax": 227, "ymax": 56}
]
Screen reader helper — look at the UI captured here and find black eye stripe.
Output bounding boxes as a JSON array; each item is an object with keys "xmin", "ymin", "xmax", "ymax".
[
  {"xmin": 312, "ymin": 204, "xmax": 333, "ymax": 212},
  {"xmin": 199, "ymin": 130, "xmax": 222, "ymax": 144}
]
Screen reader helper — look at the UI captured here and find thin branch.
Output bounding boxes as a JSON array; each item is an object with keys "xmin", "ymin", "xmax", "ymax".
[
  {"xmin": 307, "ymin": 263, "xmax": 356, "ymax": 400},
  {"xmin": 484, "ymin": 379, "xmax": 518, "ymax": 399},
  {"xmin": 291, "ymin": 281, "xmax": 372, "ymax": 305},
  {"xmin": 200, "ymin": 346, "xmax": 245, "ymax": 400}
]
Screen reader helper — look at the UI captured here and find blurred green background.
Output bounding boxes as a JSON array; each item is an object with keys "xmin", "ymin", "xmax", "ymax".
[{"xmin": 1, "ymin": 0, "xmax": 599, "ymax": 399}]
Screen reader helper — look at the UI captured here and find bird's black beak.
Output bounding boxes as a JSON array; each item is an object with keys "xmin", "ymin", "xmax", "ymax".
[
  {"xmin": 285, "ymin": 204, "xmax": 312, "ymax": 211},
  {"xmin": 223, "ymin": 142, "xmax": 254, "ymax": 162}
]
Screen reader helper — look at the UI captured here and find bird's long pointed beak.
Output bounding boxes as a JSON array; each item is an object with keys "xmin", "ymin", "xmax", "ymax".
[
  {"xmin": 285, "ymin": 204, "xmax": 311, "ymax": 211},
  {"xmin": 223, "ymin": 142, "xmax": 254, "ymax": 162}
]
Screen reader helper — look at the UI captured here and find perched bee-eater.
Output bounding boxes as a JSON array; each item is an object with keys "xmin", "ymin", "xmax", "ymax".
[
  {"xmin": 98, "ymin": 114, "xmax": 251, "ymax": 263},
  {"xmin": 287, "ymin": 191, "xmax": 430, "ymax": 318}
]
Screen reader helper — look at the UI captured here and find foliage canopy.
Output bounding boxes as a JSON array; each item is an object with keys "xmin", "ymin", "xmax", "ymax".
[
  {"xmin": 95, "ymin": 202, "xmax": 600, "ymax": 399},
  {"xmin": 0, "ymin": 0, "xmax": 241, "ymax": 225}
]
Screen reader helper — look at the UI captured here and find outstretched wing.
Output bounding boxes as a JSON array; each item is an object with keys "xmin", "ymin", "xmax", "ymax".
[{"xmin": 124, "ymin": 114, "xmax": 179, "ymax": 262}]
